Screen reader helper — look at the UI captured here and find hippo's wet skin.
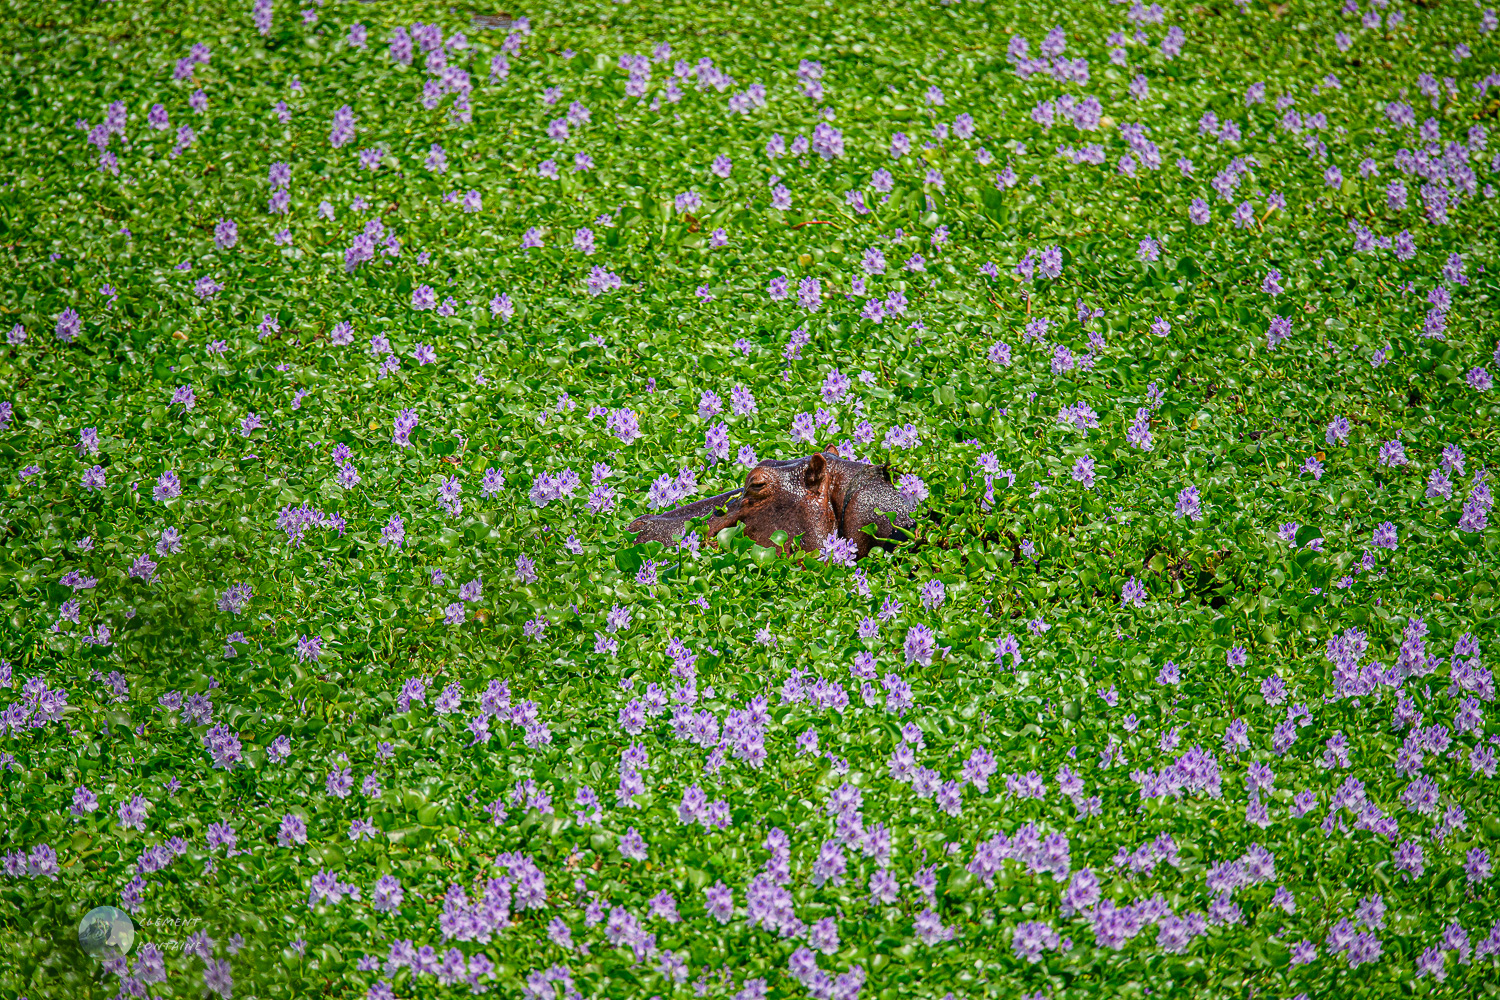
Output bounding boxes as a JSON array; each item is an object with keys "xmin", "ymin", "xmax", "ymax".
[{"xmin": 627, "ymin": 450, "xmax": 919, "ymax": 559}]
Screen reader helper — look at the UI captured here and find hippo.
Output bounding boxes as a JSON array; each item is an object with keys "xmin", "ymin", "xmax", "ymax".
[{"xmin": 627, "ymin": 450, "xmax": 920, "ymax": 559}]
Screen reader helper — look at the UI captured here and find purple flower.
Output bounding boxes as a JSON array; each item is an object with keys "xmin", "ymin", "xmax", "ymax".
[
  {"xmin": 1012, "ymin": 921, "xmax": 1061, "ymax": 963},
  {"xmin": 1267, "ymin": 315, "xmax": 1292, "ymax": 349},
  {"xmin": 798, "ymin": 277, "xmax": 822, "ymax": 313},
  {"xmin": 388, "ymin": 407, "xmax": 419, "ymax": 448},
  {"xmin": 789, "ymin": 412, "xmax": 817, "ymax": 445},
  {"xmin": 1467, "ymin": 847, "xmax": 1492, "ymax": 884},
  {"xmin": 821, "ymin": 368, "xmax": 851, "ymax": 404},
  {"xmin": 819, "ymin": 534, "xmax": 857, "ymax": 568},
  {"xmin": 297, "ymin": 634, "xmax": 323, "ymax": 663},
  {"xmin": 1174, "ymin": 486, "xmax": 1203, "ymax": 521},
  {"xmin": 1038, "ymin": 245, "xmax": 1063, "ymax": 280},
  {"xmin": 704, "ymin": 421, "xmax": 730, "ymax": 462},
  {"xmin": 812, "ymin": 838, "xmax": 847, "ymax": 886},
  {"xmin": 55, "ymin": 308, "xmax": 81, "ymax": 343},
  {"xmin": 154, "ymin": 470, "xmax": 181, "ymax": 502},
  {"xmin": 606, "ymin": 408, "xmax": 641, "ymax": 444},
  {"xmin": 329, "ymin": 105, "xmax": 356, "ymax": 148},
  {"xmin": 129, "ymin": 553, "xmax": 159, "ymax": 583},
  {"xmin": 1392, "ymin": 838, "xmax": 1426, "ymax": 880},
  {"xmin": 704, "ymin": 882, "xmax": 733, "ymax": 923},
  {"xmin": 1378, "ymin": 439, "xmax": 1408, "ymax": 467},
  {"xmin": 71, "ymin": 786, "xmax": 98, "ymax": 816},
  {"xmin": 1322, "ymin": 416, "xmax": 1351, "ymax": 448},
  {"xmin": 897, "ymin": 474, "xmax": 928, "ymax": 504},
  {"xmin": 811, "ymin": 122, "xmax": 844, "ymax": 160},
  {"xmin": 904, "ymin": 624, "xmax": 936, "ymax": 667},
  {"xmin": 1460, "ymin": 493, "xmax": 1490, "ymax": 533},
  {"xmin": 587, "ymin": 266, "xmax": 623, "ymax": 297},
  {"xmin": 619, "ymin": 827, "xmax": 648, "ymax": 861},
  {"xmin": 380, "ymin": 514, "xmax": 405, "ymax": 549},
  {"xmin": 914, "ymin": 909, "xmax": 955, "ymax": 945},
  {"xmin": 117, "ymin": 794, "xmax": 148, "ymax": 832},
  {"xmin": 1127, "ymin": 408, "xmax": 1153, "ymax": 450}
]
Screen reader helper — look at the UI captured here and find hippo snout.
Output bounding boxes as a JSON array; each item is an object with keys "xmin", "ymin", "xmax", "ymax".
[
  {"xmin": 627, "ymin": 489, "xmax": 744, "ymax": 546},
  {"xmin": 627, "ymin": 513, "xmax": 689, "ymax": 545}
]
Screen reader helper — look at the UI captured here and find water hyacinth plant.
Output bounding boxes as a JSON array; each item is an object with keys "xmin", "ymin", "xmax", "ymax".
[{"xmin": 1, "ymin": 0, "xmax": 1499, "ymax": 998}]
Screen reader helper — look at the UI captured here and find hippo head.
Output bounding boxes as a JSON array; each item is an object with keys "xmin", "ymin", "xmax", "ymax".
[{"xmin": 627, "ymin": 451, "xmax": 919, "ymax": 559}]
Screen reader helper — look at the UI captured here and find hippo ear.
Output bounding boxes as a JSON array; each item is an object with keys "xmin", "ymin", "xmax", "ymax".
[
  {"xmin": 804, "ymin": 452, "xmax": 827, "ymax": 493},
  {"xmin": 823, "ymin": 444, "xmax": 840, "ymax": 455}
]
